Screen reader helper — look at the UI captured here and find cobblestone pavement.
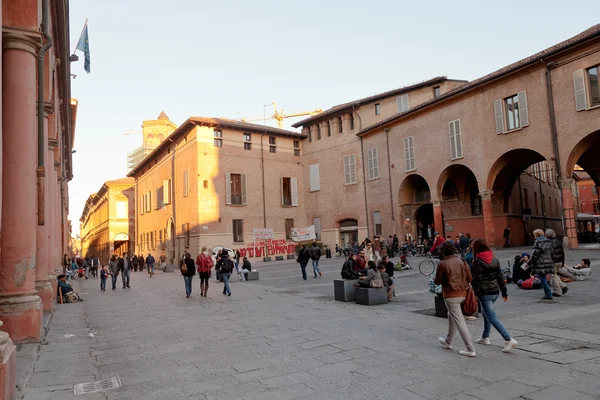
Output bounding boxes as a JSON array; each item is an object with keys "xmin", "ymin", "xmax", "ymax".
[{"xmin": 17, "ymin": 247, "xmax": 600, "ymax": 400}]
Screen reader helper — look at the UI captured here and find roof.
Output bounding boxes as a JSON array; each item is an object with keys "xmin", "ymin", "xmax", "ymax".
[
  {"xmin": 128, "ymin": 117, "xmax": 305, "ymax": 177},
  {"xmin": 291, "ymin": 76, "xmax": 461, "ymax": 128},
  {"xmin": 158, "ymin": 111, "xmax": 169, "ymax": 120},
  {"xmin": 357, "ymin": 24, "xmax": 600, "ymax": 137},
  {"xmin": 104, "ymin": 177, "xmax": 135, "ymax": 187}
]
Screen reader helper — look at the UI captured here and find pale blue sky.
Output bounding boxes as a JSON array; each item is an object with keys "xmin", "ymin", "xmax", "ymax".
[{"xmin": 68, "ymin": 0, "xmax": 599, "ymax": 234}]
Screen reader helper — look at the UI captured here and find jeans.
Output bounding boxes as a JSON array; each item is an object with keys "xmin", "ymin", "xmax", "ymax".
[
  {"xmin": 551, "ymin": 262, "xmax": 566, "ymax": 294},
  {"xmin": 222, "ymin": 273, "xmax": 231, "ymax": 295},
  {"xmin": 235, "ymin": 261, "xmax": 240, "ymax": 273},
  {"xmin": 312, "ymin": 259, "xmax": 320, "ymax": 277},
  {"xmin": 444, "ymin": 297, "xmax": 474, "ymax": 352},
  {"xmin": 111, "ymin": 273, "xmax": 118, "ymax": 289},
  {"xmin": 85, "ymin": 266, "xmax": 90, "ymax": 278},
  {"xmin": 478, "ymin": 294, "xmax": 511, "ymax": 341},
  {"xmin": 300, "ymin": 261, "xmax": 308, "ymax": 280},
  {"xmin": 100, "ymin": 277, "xmax": 106, "ymax": 291},
  {"xmin": 122, "ymin": 269, "xmax": 130, "ymax": 287},
  {"xmin": 148, "ymin": 263, "xmax": 154, "ymax": 275},
  {"xmin": 184, "ymin": 275, "xmax": 193, "ymax": 296},
  {"xmin": 538, "ymin": 274, "xmax": 552, "ymax": 298}
]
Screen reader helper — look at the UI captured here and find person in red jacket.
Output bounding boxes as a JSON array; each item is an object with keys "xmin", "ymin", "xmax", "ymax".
[
  {"xmin": 196, "ymin": 247, "xmax": 213, "ymax": 297},
  {"xmin": 429, "ymin": 232, "xmax": 445, "ymax": 255}
]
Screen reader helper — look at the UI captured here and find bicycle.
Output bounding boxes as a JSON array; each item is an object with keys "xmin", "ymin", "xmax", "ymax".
[{"xmin": 419, "ymin": 253, "xmax": 439, "ymax": 276}]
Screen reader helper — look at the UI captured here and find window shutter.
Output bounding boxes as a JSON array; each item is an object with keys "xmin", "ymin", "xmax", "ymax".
[
  {"xmin": 494, "ymin": 99, "xmax": 504, "ymax": 134},
  {"xmin": 373, "ymin": 210, "xmax": 381, "ymax": 225},
  {"xmin": 183, "ymin": 170, "xmax": 189, "ymax": 197},
  {"xmin": 373, "ymin": 148, "xmax": 379, "ymax": 178},
  {"xmin": 517, "ymin": 91, "xmax": 529, "ymax": 127},
  {"xmin": 310, "ymin": 164, "xmax": 320, "ymax": 191},
  {"xmin": 350, "ymin": 155, "xmax": 356, "ymax": 183},
  {"xmin": 449, "ymin": 121, "xmax": 457, "ymax": 160},
  {"xmin": 456, "ymin": 120, "xmax": 463, "ymax": 158},
  {"xmin": 367, "ymin": 149, "xmax": 373, "ymax": 179},
  {"xmin": 404, "ymin": 138, "xmax": 410, "ymax": 170},
  {"xmin": 140, "ymin": 195, "xmax": 144, "ymax": 215},
  {"xmin": 397, "ymin": 94, "xmax": 409, "ymax": 113},
  {"xmin": 163, "ymin": 180, "xmax": 171, "ymax": 204},
  {"xmin": 241, "ymin": 174, "xmax": 247, "ymax": 205},
  {"xmin": 225, "ymin": 173, "xmax": 231, "ymax": 205},
  {"xmin": 408, "ymin": 136, "xmax": 415, "ymax": 170},
  {"xmin": 402, "ymin": 94, "xmax": 409, "ymax": 111},
  {"xmin": 291, "ymin": 177, "xmax": 298, "ymax": 206},
  {"xmin": 280, "ymin": 177, "xmax": 284, "ymax": 206},
  {"xmin": 573, "ymin": 69, "xmax": 588, "ymax": 111},
  {"xmin": 149, "ymin": 191, "xmax": 152, "ymax": 211}
]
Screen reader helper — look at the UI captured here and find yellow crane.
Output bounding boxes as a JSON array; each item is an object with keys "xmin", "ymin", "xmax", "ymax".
[{"xmin": 241, "ymin": 102, "xmax": 323, "ymax": 128}]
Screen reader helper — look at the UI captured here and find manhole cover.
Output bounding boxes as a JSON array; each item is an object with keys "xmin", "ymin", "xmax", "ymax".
[{"xmin": 74, "ymin": 377, "xmax": 122, "ymax": 395}]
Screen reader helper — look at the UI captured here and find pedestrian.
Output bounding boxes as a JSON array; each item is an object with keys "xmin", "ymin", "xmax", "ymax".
[
  {"xmin": 234, "ymin": 249, "xmax": 241, "ymax": 276},
  {"xmin": 181, "ymin": 252, "xmax": 196, "ymax": 298},
  {"xmin": 503, "ymin": 226, "xmax": 511, "ymax": 248},
  {"xmin": 118, "ymin": 253, "xmax": 131, "ymax": 288},
  {"xmin": 132, "ymin": 255, "xmax": 139, "ymax": 272},
  {"xmin": 429, "ymin": 232, "xmax": 445, "ymax": 256},
  {"xmin": 240, "ymin": 256, "xmax": 251, "ymax": 281},
  {"xmin": 545, "ymin": 229, "xmax": 568, "ymax": 297},
  {"xmin": 62, "ymin": 254, "xmax": 69, "ymax": 275},
  {"xmin": 528, "ymin": 229, "xmax": 555, "ymax": 300},
  {"xmin": 159, "ymin": 252, "xmax": 166, "ymax": 272},
  {"xmin": 470, "ymin": 239, "xmax": 518, "ymax": 352},
  {"xmin": 309, "ymin": 241, "xmax": 322, "ymax": 278},
  {"xmin": 83, "ymin": 257, "xmax": 90, "ymax": 279},
  {"xmin": 216, "ymin": 250, "xmax": 234, "ymax": 296},
  {"xmin": 100, "ymin": 265, "xmax": 108, "ymax": 291},
  {"xmin": 458, "ymin": 232, "xmax": 469, "ymax": 256},
  {"xmin": 109, "ymin": 255, "xmax": 119, "ymax": 290},
  {"xmin": 196, "ymin": 247, "xmax": 213, "ymax": 297},
  {"xmin": 434, "ymin": 241, "xmax": 476, "ymax": 357},
  {"xmin": 296, "ymin": 245, "xmax": 311, "ymax": 280},
  {"xmin": 146, "ymin": 253, "xmax": 156, "ymax": 277},
  {"xmin": 139, "ymin": 254, "xmax": 145, "ymax": 272}
]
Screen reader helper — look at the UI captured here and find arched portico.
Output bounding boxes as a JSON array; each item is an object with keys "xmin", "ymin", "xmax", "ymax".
[{"xmin": 398, "ymin": 174, "xmax": 437, "ymax": 242}]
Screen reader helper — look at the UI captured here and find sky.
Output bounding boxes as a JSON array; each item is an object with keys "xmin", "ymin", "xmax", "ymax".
[{"xmin": 68, "ymin": 0, "xmax": 599, "ymax": 234}]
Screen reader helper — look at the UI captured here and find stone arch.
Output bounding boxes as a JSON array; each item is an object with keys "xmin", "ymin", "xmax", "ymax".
[
  {"xmin": 165, "ymin": 217, "xmax": 176, "ymax": 264},
  {"xmin": 398, "ymin": 174, "xmax": 433, "ymax": 241},
  {"xmin": 437, "ymin": 164, "xmax": 479, "ymax": 203},
  {"xmin": 398, "ymin": 174, "xmax": 431, "ymax": 205},
  {"xmin": 487, "ymin": 148, "xmax": 547, "ymax": 192},
  {"xmin": 565, "ymin": 129, "xmax": 600, "ymax": 185}
]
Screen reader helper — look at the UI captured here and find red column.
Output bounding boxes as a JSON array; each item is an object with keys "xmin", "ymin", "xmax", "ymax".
[
  {"xmin": 481, "ymin": 190, "xmax": 496, "ymax": 247},
  {"xmin": 0, "ymin": 31, "xmax": 43, "ymax": 342},
  {"xmin": 561, "ymin": 179, "xmax": 578, "ymax": 249},
  {"xmin": 433, "ymin": 200, "xmax": 443, "ymax": 236}
]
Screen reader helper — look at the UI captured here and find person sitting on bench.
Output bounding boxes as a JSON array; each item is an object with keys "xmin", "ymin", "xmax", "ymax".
[
  {"xmin": 353, "ymin": 261, "xmax": 383, "ymax": 288},
  {"xmin": 240, "ymin": 257, "xmax": 251, "ymax": 281},
  {"xmin": 57, "ymin": 275, "xmax": 83, "ymax": 302}
]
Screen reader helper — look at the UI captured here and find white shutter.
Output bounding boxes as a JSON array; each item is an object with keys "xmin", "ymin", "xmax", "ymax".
[
  {"xmin": 402, "ymin": 94, "xmax": 409, "ymax": 111},
  {"xmin": 407, "ymin": 136, "xmax": 415, "ymax": 171},
  {"xmin": 309, "ymin": 164, "xmax": 320, "ymax": 191},
  {"xmin": 291, "ymin": 177, "xmax": 298, "ymax": 206},
  {"xmin": 280, "ymin": 177, "xmax": 284, "ymax": 206},
  {"xmin": 404, "ymin": 138, "xmax": 410, "ymax": 171},
  {"xmin": 163, "ymin": 180, "xmax": 171, "ymax": 204},
  {"xmin": 367, "ymin": 149, "xmax": 373, "ymax": 179},
  {"xmin": 241, "ymin": 174, "xmax": 247, "ymax": 205},
  {"xmin": 225, "ymin": 173, "xmax": 231, "ymax": 205},
  {"xmin": 397, "ymin": 94, "xmax": 409, "ymax": 113},
  {"xmin": 372, "ymin": 148, "xmax": 379, "ymax": 178},
  {"xmin": 455, "ymin": 120, "xmax": 463, "ymax": 158},
  {"xmin": 373, "ymin": 210, "xmax": 381, "ymax": 224},
  {"xmin": 449, "ymin": 121, "xmax": 457, "ymax": 160},
  {"xmin": 350, "ymin": 155, "xmax": 356, "ymax": 183},
  {"xmin": 494, "ymin": 99, "xmax": 505, "ymax": 134},
  {"xmin": 517, "ymin": 91, "xmax": 529, "ymax": 127},
  {"xmin": 573, "ymin": 69, "xmax": 588, "ymax": 111},
  {"xmin": 344, "ymin": 156, "xmax": 350, "ymax": 184}
]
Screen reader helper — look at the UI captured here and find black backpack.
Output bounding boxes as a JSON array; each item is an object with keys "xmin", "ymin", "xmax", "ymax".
[{"xmin": 220, "ymin": 259, "xmax": 233, "ymax": 274}]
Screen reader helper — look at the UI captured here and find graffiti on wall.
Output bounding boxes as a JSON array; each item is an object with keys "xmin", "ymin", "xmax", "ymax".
[{"xmin": 238, "ymin": 239, "xmax": 297, "ymax": 258}]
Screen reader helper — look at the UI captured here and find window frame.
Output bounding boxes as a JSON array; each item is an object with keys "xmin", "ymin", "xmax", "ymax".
[
  {"xmin": 367, "ymin": 147, "xmax": 380, "ymax": 180},
  {"xmin": 293, "ymin": 140, "xmax": 300, "ymax": 157},
  {"xmin": 374, "ymin": 103, "xmax": 381, "ymax": 115},
  {"xmin": 269, "ymin": 136, "xmax": 276, "ymax": 153},
  {"xmin": 214, "ymin": 129, "xmax": 223, "ymax": 147},
  {"xmin": 404, "ymin": 136, "xmax": 416, "ymax": 172},
  {"xmin": 233, "ymin": 219, "xmax": 244, "ymax": 243},
  {"xmin": 343, "ymin": 155, "xmax": 357, "ymax": 185},
  {"xmin": 433, "ymin": 86, "xmax": 441, "ymax": 99}
]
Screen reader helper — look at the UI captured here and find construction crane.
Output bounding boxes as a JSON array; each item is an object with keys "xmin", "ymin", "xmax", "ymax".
[{"xmin": 241, "ymin": 102, "xmax": 323, "ymax": 128}]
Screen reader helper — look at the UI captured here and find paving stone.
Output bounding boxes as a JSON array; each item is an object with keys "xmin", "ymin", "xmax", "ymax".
[
  {"xmin": 465, "ymin": 380, "xmax": 538, "ymax": 400},
  {"xmin": 534, "ymin": 349, "xmax": 600, "ymax": 364},
  {"xmin": 404, "ymin": 375, "xmax": 486, "ymax": 399},
  {"xmin": 522, "ymin": 385, "xmax": 597, "ymax": 400}
]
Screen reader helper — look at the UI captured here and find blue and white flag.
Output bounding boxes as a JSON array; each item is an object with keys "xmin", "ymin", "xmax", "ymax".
[{"xmin": 75, "ymin": 20, "xmax": 91, "ymax": 73}]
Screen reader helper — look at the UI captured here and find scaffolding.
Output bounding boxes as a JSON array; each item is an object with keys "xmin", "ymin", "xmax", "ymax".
[{"xmin": 127, "ymin": 145, "xmax": 155, "ymax": 172}]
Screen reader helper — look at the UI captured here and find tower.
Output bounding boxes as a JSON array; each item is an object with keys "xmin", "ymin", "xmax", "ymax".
[{"xmin": 127, "ymin": 112, "xmax": 177, "ymax": 172}]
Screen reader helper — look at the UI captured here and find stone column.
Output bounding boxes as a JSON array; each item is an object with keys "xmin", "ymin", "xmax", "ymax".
[
  {"xmin": 561, "ymin": 179, "xmax": 578, "ymax": 249},
  {"xmin": 319, "ymin": 121, "xmax": 329, "ymax": 138},
  {"xmin": 0, "ymin": 29, "xmax": 43, "ymax": 342},
  {"xmin": 341, "ymin": 113, "xmax": 352, "ymax": 133},
  {"xmin": 481, "ymin": 190, "xmax": 496, "ymax": 247},
  {"xmin": 330, "ymin": 117, "xmax": 340, "ymax": 135},
  {"xmin": 432, "ymin": 199, "xmax": 443, "ymax": 236}
]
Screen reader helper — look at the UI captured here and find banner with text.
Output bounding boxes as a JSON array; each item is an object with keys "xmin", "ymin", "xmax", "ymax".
[
  {"xmin": 252, "ymin": 228, "xmax": 273, "ymax": 241},
  {"xmin": 290, "ymin": 225, "xmax": 316, "ymax": 242}
]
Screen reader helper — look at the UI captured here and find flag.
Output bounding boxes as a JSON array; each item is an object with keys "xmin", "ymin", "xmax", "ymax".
[{"xmin": 75, "ymin": 21, "xmax": 91, "ymax": 73}]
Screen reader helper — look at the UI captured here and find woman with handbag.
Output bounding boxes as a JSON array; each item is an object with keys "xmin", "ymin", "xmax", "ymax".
[
  {"xmin": 434, "ymin": 241, "xmax": 476, "ymax": 357},
  {"xmin": 470, "ymin": 239, "xmax": 518, "ymax": 353}
]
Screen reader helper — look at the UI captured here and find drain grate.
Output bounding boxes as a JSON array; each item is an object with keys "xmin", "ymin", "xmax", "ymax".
[{"xmin": 74, "ymin": 377, "xmax": 122, "ymax": 395}]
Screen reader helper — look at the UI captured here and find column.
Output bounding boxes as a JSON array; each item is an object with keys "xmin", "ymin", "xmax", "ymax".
[
  {"xmin": 0, "ymin": 30, "xmax": 43, "ymax": 342},
  {"xmin": 561, "ymin": 179, "xmax": 578, "ymax": 249},
  {"xmin": 481, "ymin": 190, "xmax": 496, "ymax": 247},
  {"xmin": 432, "ymin": 199, "xmax": 443, "ymax": 236}
]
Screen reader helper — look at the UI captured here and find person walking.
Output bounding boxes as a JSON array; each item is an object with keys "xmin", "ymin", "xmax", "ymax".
[
  {"xmin": 118, "ymin": 253, "xmax": 131, "ymax": 288},
  {"xmin": 109, "ymin": 255, "xmax": 119, "ymax": 290},
  {"xmin": 470, "ymin": 239, "xmax": 518, "ymax": 352},
  {"xmin": 146, "ymin": 253, "xmax": 156, "ymax": 277},
  {"xmin": 234, "ymin": 250, "xmax": 241, "ymax": 276},
  {"xmin": 503, "ymin": 226, "xmax": 511, "ymax": 248},
  {"xmin": 62, "ymin": 254, "xmax": 69, "ymax": 275},
  {"xmin": 181, "ymin": 252, "xmax": 196, "ymax": 298},
  {"xmin": 196, "ymin": 247, "xmax": 213, "ymax": 297},
  {"xmin": 139, "ymin": 254, "xmax": 145, "ymax": 272},
  {"xmin": 216, "ymin": 250, "xmax": 234, "ymax": 296},
  {"xmin": 309, "ymin": 241, "xmax": 322, "ymax": 278},
  {"xmin": 545, "ymin": 229, "xmax": 568, "ymax": 297},
  {"xmin": 297, "ymin": 245, "xmax": 311, "ymax": 280},
  {"xmin": 100, "ymin": 265, "xmax": 108, "ymax": 291},
  {"xmin": 132, "ymin": 255, "xmax": 139, "ymax": 272},
  {"xmin": 159, "ymin": 252, "xmax": 167, "ymax": 272},
  {"xmin": 529, "ymin": 229, "xmax": 555, "ymax": 300},
  {"xmin": 434, "ymin": 241, "xmax": 476, "ymax": 357},
  {"xmin": 83, "ymin": 257, "xmax": 90, "ymax": 279}
]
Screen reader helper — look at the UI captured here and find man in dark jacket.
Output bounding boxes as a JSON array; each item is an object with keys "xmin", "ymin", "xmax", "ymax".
[
  {"xmin": 118, "ymin": 253, "xmax": 131, "ymax": 288},
  {"xmin": 297, "ymin": 246, "xmax": 311, "ymax": 280},
  {"xmin": 310, "ymin": 242, "xmax": 322, "ymax": 278},
  {"xmin": 503, "ymin": 226, "xmax": 511, "ymax": 248},
  {"xmin": 546, "ymin": 229, "xmax": 568, "ymax": 296},
  {"xmin": 181, "ymin": 253, "xmax": 196, "ymax": 298},
  {"xmin": 528, "ymin": 229, "xmax": 555, "ymax": 300},
  {"xmin": 458, "ymin": 232, "xmax": 469, "ymax": 256},
  {"xmin": 340, "ymin": 256, "xmax": 359, "ymax": 280}
]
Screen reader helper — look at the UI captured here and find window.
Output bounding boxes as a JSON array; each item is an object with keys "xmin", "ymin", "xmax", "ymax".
[
  {"xmin": 396, "ymin": 94, "xmax": 409, "ymax": 113},
  {"xmin": 183, "ymin": 170, "xmax": 189, "ymax": 197},
  {"xmin": 244, "ymin": 133, "xmax": 251, "ymax": 150},
  {"xmin": 317, "ymin": 125, "xmax": 321, "ymax": 140},
  {"xmin": 327, "ymin": 122, "xmax": 331, "ymax": 137},
  {"xmin": 159, "ymin": 229, "xmax": 163, "ymax": 245},
  {"xmin": 433, "ymin": 86, "xmax": 441, "ymax": 99},
  {"xmin": 343, "ymin": 155, "xmax": 357, "ymax": 185},
  {"xmin": 313, "ymin": 217, "xmax": 321, "ymax": 240},
  {"xmin": 163, "ymin": 180, "xmax": 171, "ymax": 204},
  {"xmin": 549, "ymin": 168, "xmax": 554, "ymax": 185},
  {"xmin": 226, "ymin": 173, "xmax": 246, "ymax": 206},
  {"xmin": 373, "ymin": 211, "xmax": 382, "ymax": 236},
  {"xmin": 116, "ymin": 201, "xmax": 127, "ymax": 219},
  {"xmin": 367, "ymin": 148, "xmax": 379, "ymax": 180},
  {"xmin": 244, "ymin": 133, "xmax": 251, "ymax": 142},
  {"xmin": 309, "ymin": 164, "xmax": 320, "ymax": 191},
  {"xmin": 184, "ymin": 223, "xmax": 190, "ymax": 247},
  {"xmin": 140, "ymin": 195, "xmax": 144, "ymax": 215},
  {"xmin": 139, "ymin": 234, "xmax": 144, "ymax": 250},
  {"xmin": 308, "ymin": 129, "xmax": 312, "ymax": 142},
  {"xmin": 281, "ymin": 177, "xmax": 298, "ymax": 207},
  {"xmin": 549, "ymin": 197, "xmax": 553, "ymax": 216},
  {"xmin": 293, "ymin": 140, "xmax": 300, "ymax": 157},
  {"xmin": 151, "ymin": 231, "xmax": 155, "ymax": 250},
  {"xmin": 494, "ymin": 91, "xmax": 529, "ymax": 133},
  {"xmin": 338, "ymin": 117, "xmax": 343, "ymax": 133},
  {"xmin": 350, "ymin": 114, "xmax": 355, "ymax": 130},
  {"xmin": 233, "ymin": 219, "xmax": 244, "ymax": 243},
  {"xmin": 534, "ymin": 191, "xmax": 539, "ymax": 215},
  {"xmin": 575, "ymin": 66, "xmax": 600, "ymax": 110},
  {"xmin": 448, "ymin": 119, "xmax": 463, "ymax": 160},
  {"xmin": 214, "ymin": 129, "xmax": 222, "ymax": 147},
  {"xmin": 269, "ymin": 136, "xmax": 276, "ymax": 153},
  {"xmin": 147, "ymin": 191, "xmax": 152, "ymax": 212},
  {"xmin": 404, "ymin": 136, "xmax": 415, "ymax": 171},
  {"xmin": 375, "ymin": 103, "xmax": 381, "ymax": 115},
  {"xmin": 285, "ymin": 219, "xmax": 294, "ymax": 240},
  {"xmin": 203, "ymin": 180, "xmax": 208, "ymax": 189}
]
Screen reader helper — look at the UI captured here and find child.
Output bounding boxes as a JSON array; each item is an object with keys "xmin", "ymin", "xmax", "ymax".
[
  {"xmin": 377, "ymin": 264, "xmax": 394, "ymax": 301},
  {"xmin": 100, "ymin": 265, "xmax": 109, "ymax": 291},
  {"xmin": 512, "ymin": 254, "xmax": 532, "ymax": 284}
]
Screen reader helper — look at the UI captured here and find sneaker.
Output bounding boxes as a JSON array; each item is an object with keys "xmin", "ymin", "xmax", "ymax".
[
  {"xmin": 502, "ymin": 338, "xmax": 518, "ymax": 353},
  {"xmin": 465, "ymin": 316, "xmax": 477, "ymax": 321},
  {"xmin": 459, "ymin": 350, "xmax": 476, "ymax": 357},
  {"xmin": 541, "ymin": 296, "xmax": 553, "ymax": 300},
  {"xmin": 552, "ymin": 293, "xmax": 562, "ymax": 297},
  {"xmin": 438, "ymin": 337, "xmax": 452, "ymax": 349},
  {"xmin": 562, "ymin": 286, "xmax": 569, "ymax": 295},
  {"xmin": 476, "ymin": 337, "xmax": 490, "ymax": 345},
  {"xmin": 319, "ymin": 271, "xmax": 322, "ymax": 277}
]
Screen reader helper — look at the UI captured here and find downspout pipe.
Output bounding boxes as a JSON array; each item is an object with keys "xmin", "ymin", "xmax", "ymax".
[
  {"xmin": 354, "ymin": 105, "xmax": 369, "ymax": 238},
  {"xmin": 37, "ymin": 0, "xmax": 53, "ymax": 226},
  {"xmin": 385, "ymin": 128, "xmax": 395, "ymax": 221}
]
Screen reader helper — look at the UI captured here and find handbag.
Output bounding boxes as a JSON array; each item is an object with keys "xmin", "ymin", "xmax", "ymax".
[{"xmin": 462, "ymin": 285, "xmax": 477, "ymax": 315}]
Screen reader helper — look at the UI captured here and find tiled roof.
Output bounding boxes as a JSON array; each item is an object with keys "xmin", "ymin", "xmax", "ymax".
[
  {"xmin": 104, "ymin": 177, "xmax": 135, "ymax": 187},
  {"xmin": 291, "ymin": 76, "xmax": 457, "ymax": 128},
  {"xmin": 357, "ymin": 24, "xmax": 600, "ymax": 136}
]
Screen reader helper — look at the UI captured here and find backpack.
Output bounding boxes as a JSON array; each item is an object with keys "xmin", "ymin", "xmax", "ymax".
[
  {"xmin": 370, "ymin": 276, "xmax": 384, "ymax": 288},
  {"xmin": 220, "ymin": 259, "xmax": 233, "ymax": 274}
]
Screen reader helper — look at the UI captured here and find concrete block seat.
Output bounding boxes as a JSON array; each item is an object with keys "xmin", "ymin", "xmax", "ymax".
[
  {"xmin": 247, "ymin": 270, "xmax": 259, "ymax": 281},
  {"xmin": 355, "ymin": 287, "xmax": 388, "ymax": 305},
  {"xmin": 334, "ymin": 279, "xmax": 359, "ymax": 302}
]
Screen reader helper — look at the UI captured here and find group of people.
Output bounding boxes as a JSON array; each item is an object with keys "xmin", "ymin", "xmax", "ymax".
[{"xmin": 337, "ymin": 234, "xmax": 402, "ymax": 258}]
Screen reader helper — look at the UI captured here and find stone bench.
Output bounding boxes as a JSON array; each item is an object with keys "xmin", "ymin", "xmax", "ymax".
[
  {"xmin": 246, "ymin": 271, "xmax": 259, "ymax": 281},
  {"xmin": 355, "ymin": 287, "xmax": 388, "ymax": 305},
  {"xmin": 334, "ymin": 279, "xmax": 359, "ymax": 302}
]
